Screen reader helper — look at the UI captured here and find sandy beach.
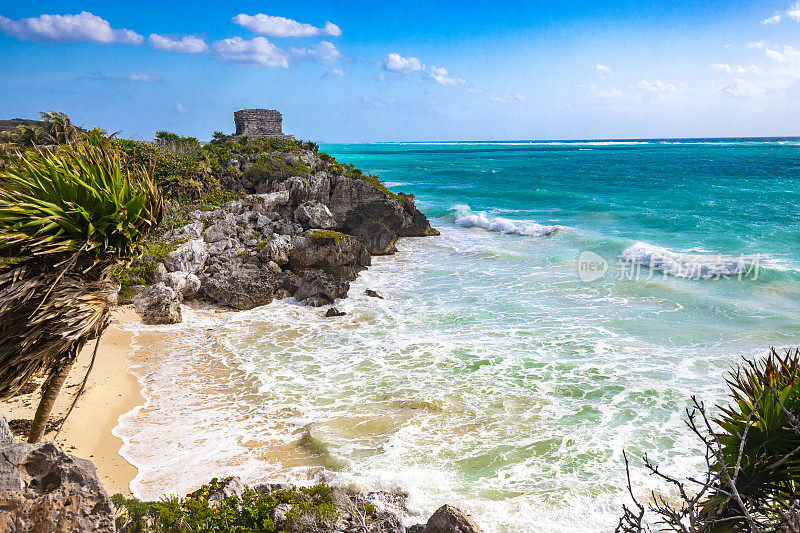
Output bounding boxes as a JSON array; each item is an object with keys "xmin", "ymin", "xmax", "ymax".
[{"xmin": 0, "ymin": 305, "xmax": 142, "ymax": 496}]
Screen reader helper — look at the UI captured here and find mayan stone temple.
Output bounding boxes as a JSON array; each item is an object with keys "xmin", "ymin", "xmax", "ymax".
[{"xmin": 233, "ymin": 108, "xmax": 295, "ymax": 140}]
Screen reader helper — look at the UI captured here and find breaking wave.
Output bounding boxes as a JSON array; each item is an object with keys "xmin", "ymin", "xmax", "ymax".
[
  {"xmin": 452, "ymin": 204, "xmax": 563, "ymax": 237},
  {"xmin": 621, "ymin": 242, "xmax": 761, "ymax": 279}
]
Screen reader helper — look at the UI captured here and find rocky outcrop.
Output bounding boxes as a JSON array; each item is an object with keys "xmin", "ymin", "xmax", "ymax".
[
  {"xmin": 133, "ymin": 145, "xmax": 439, "ymax": 322},
  {"xmin": 0, "ymin": 418, "xmax": 115, "ymax": 532},
  {"xmin": 133, "ymin": 283, "xmax": 182, "ymax": 324},
  {"xmin": 419, "ymin": 505, "xmax": 484, "ymax": 533}
]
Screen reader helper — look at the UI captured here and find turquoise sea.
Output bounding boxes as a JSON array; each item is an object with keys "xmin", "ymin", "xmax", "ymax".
[{"xmin": 117, "ymin": 139, "xmax": 800, "ymax": 532}]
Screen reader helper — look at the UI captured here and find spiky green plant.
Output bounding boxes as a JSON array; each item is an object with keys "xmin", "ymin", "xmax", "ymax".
[
  {"xmin": 0, "ymin": 144, "xmax": 162, "ymax": 264},
  {"xmin": 0, "ymin": 143, "xmax": 162, "ymax": 441},
  {"xmin": 703, "ymin": 347, "xmax": 800, "ymax": 519}
]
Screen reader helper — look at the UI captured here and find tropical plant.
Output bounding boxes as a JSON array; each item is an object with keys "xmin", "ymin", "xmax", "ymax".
[
  {"xmin": 0, "ymin": 143, "xmax": 162, "ymax": 442},
  {"xmin": 617, "ymin": 348, "xmax": 800, "ymax": 532},
  {"xmin": 705, "ymin": 347, "xmax": 800, "ymax": 520}
]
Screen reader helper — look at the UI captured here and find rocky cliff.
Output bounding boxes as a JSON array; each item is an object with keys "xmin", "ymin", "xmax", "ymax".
[{"xmin": 133, "ymin": 143, "xmax": 438, "ymax": 322}]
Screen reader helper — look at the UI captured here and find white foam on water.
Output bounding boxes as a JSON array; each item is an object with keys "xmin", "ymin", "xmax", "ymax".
[
  {"xmin": 452, "ymin": 204, "xmax": 564, "ymax": 237},
  {"xmin": 621, "ymin": 242, "xmax": 762, "ymax": 279},
  {"xmin": 112, "ymin": 228, "xmax": 775, "ymax": 532}
]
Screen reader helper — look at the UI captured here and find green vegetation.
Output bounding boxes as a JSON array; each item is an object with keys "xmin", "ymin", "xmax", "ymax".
[
  {"xmin": 112, "ymin": 479, "xmax": 339, "ymax": 533},
  {"xmin": 0, "ymin": 143, "xmax": 161, "ymax": 267},
  {"xmin": 113, "ymin": 239, "xmax": 175, "ymax": 302},
  {"xmin": 308, "ymin": 230, "xmax": 347, "ymax": 244},
  {"xmin": 705, "ymin": 348, "xmax": 800, "ymax": 521}
]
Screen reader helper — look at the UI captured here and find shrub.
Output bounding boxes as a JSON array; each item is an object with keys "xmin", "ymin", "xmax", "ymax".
[
  {"xmin": 112, "ymin": 479, "xmax": 338, "ymax": 533},
  {"xmin": 308, "ymin": 230, "xmax": 346, "ymax": 244}
]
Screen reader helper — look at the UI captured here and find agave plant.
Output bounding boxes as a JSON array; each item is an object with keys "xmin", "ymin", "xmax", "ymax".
[
  {"xmin": 0, "ymin": 143, "xmax": 162, "ymax": 442},
  {"xmin": 703, "ymin": 347, "xmax": 800, "ymax": 520}
]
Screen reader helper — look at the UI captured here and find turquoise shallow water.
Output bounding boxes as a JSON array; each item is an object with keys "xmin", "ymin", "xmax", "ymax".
[{"xmin": 117, "ymin": 139, "xmax": 800, "ymax": 532}]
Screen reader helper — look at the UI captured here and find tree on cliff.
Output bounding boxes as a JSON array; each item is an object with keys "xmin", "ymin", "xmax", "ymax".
[{"xmin": 0, "ymin": 141, "xmax": 162, "ymax": 442}]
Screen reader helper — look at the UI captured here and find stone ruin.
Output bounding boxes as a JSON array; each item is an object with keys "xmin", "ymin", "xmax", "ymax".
[{"xmin": 233, "ymin": 109, "xmax": 294, "ymax": 140}]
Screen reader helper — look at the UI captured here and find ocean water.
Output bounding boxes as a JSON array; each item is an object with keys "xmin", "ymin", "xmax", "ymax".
[{"xmin": 115, "ymin": 139, "xmax": 800, "ymax": 532}]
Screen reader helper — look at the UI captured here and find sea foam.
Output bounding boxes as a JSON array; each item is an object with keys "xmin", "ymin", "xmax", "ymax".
[
  {"xmin": 621, "ymin": 242, "xmax": 761, "ymax": 279},
  {"xmin": 452, "ymin": 204, "xmax": 563, "ymax": 237}
]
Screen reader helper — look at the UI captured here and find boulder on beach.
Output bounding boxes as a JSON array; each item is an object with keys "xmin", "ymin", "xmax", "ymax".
[{"xmin": 133, "ymin": 282, "xmax": 182, "ymax": 324}]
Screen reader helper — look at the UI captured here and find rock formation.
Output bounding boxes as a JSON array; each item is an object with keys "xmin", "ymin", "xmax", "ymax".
[
  {"xmin": 0, "ymin": 418, "xmax": 115, "ymax": 532},
  {"xmin": 133, "ymin": 144, "xmax": 439, "ymax": 321}
]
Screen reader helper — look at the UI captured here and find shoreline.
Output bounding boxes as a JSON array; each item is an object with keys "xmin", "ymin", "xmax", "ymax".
[{"xmin": 0, "ymin": 305, "xmax": 143, "ymax": 496}]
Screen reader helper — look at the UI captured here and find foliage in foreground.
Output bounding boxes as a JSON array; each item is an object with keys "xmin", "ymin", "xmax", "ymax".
[
  {"xmin": 0, "ymin": 144, "xmax": 162, "ymax": 267},
  {"xmin": 617, "ymin": 347, "xmax": 800, "ymax": 533},
  {"xmin": 112, "ymin": 479, "xmax": 338, "ymax": 533}
]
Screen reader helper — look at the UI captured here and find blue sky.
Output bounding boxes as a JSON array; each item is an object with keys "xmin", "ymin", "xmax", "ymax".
[{"xmin": 1, "ymin": 1, "xmax": 799, "ymax": 141}]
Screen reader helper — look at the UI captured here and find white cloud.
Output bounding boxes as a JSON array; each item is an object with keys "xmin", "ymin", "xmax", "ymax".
[
  {"xmin": 747, "ymin": 41, "xmax": 765, "ymax": 49},
  {"xmin": 711, "ymin": 63, "xmax": 750, "ymax": 74},
  {"xmin": 0, "ymin": 11, "xmax": 142, "ymax": 44},
  {"xmin": 149, "ymin": 33, "xmax": 207, "ymax": 53},
  {"xmin": 212, "ymin": 36, "xmax": 288, "ymax": 68},
  {"xmin": 596, "ymin": 63, "xmax": 611, "ymax": 72},
  {"xmin": 635, "ymin": 80, "xmax": 678, "ymax": 94},
  {"xmin": 579, "ymin": 83, "xmax": 624, "ymax": 99},
  {"xmin": 383, "ymin": 53, "xmax": 425, "ymax": 73},
  {"xmin": 292, "ymin": 40, "xmax": 340, "ymax": 64},
  {"xmin": 765, "ymin": 45, "xmax": 800, "ymax": 63},
  {"xmin": 129, "ymin": 73, "xmax": 153, "ymax": 82},
  {"xmin": 763, "ymin": 13, "xmax": 781, "ymax": 24},
  {"xmin": 789, "ymin": 3, "xmax": 800, "ymax": 20},
  {"xmin": 175, "ymin": 103, "xmax": 186, "ymax": 113},
  {"xmin": 429, "ymin": 65, "xmax": 465, "ymax": 86},
  {"xmin": 323, "ymin": 68, "xmax": 344, "ymax": 78},
  {"xmin": 382, "ymin": 53, "xmax": 466, "ymax": 88},
  {"xmin": 489, "ymin": 93, "xmax": 526, "ymax": 103},
  {"xmin": 719, "ymin": 79, "xmax": 760, "ymax": 96},
  {"xmin": 232, "ymin": 14, "xmax": 341, "ymax": 38}
]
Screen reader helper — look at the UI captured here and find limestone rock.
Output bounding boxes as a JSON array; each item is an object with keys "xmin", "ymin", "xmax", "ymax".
[
  {"xmin": 207, "ymin": 477, "xmax": 246, "ymax": 506},
  {"xmin": 352, "ymin": 221, "xmax": 398, "ymax": 255},
  {"xmin": 162, "ymin": 271, "xmax": 202, "ymax": 300},
  {"xmin": 288, "ymin": 234, "xmax": 371, "ymax": 281},
  {"xmin": 133, "ymin": 283, "xmax": 182, "ymax": 324},
  {"xmin": 165, "ymin": 239, "xmax": 208, "ymax": 273},
  {"xmin": 294, "ymin": 201, "xmax": 337, "ymax": 229},
  {"xmin": 325, "ymin": 307, "xmax": 346, "ymax": 317},
  {"xmin": 294, "ymin": 271, "xmax": 349, "ymax": 306},
  {"xmin": 259, "ymin": 234, "xmax": 294, "ymax": 266},
  {"xmin": 200, "ymin": 264, "xmax": 275, "ymax": 310},
  {"xmin": 0, "ymin": 439, "xmax": 115, "ymax": 532},
  {"xmin": 424, "ymin": 505, "xmax": 484, "ymax": 533},
  {"xmin": 366, "ymin": 289, "xmax": 384, "ymax": 299},
  {"xmin": 272, "ymin": 503, "xmax": 292, "ymax": 526},
  {"xmin": 0, "ymin": 416, "xmax": 13, "ymax": 445}
]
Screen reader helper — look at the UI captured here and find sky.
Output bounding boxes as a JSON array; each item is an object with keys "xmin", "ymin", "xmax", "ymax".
[{"xmin": 1, "ymin": 1, "xmax": 799, "ymax": 142}]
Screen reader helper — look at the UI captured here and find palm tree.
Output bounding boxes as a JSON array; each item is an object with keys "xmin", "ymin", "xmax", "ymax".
[{"xmin": 0, "ymin": 142, "xmax": 162, "ymax": 442}]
